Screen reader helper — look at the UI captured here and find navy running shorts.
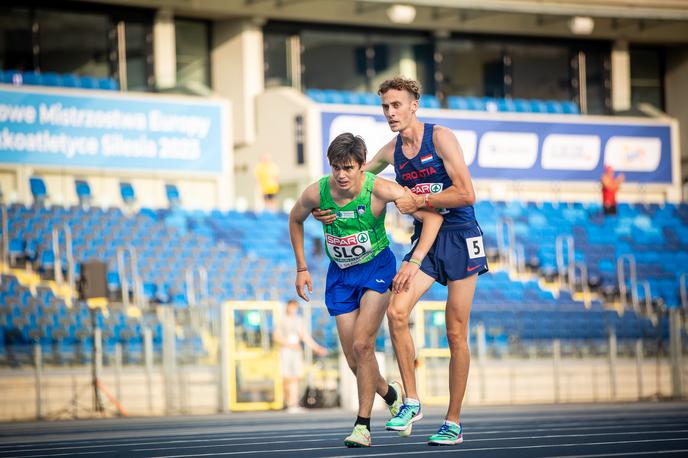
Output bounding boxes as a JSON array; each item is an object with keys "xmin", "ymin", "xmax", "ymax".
[
  {"xmin": 325, "ymin": 247, "xmax": 396, "ymax": 316},
  {"xmin": 403, "ymin": 221, "xmax": 489, "ymax": 286}
]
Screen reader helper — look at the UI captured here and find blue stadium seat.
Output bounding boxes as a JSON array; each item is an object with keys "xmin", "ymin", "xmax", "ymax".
[
  {"xmin": 29, "ymin": 177, "xmax": 47, "ymax": 204},
  {"xmin": 79, "ymin": 76, "xmax": 100, "ymax": 89},
  {"xmin": 305, "ymin": 88, "xmax": 326, "ymax": 103},
  {"xmin": 20, "ymin": 72, "xmax": 42, "ymax": 86},
  {"xmin": 165, "ymin": 184, "xmax": 181, "ymax": 208},
  {"xmin": 561, "ymin": 101, "xmax": 580, "ymax": 114},
  {"xmin": 41, "ymin": 72, "xmax": 62, "ymax": 87},
  {"xmin": 75, "ymin": 179, "xmax": 92, "ymax": 206},
  {"xmin": 419, "ymin": 95, "xmax": 441, "ymax": 109},
  {"xmin": 497, "ymin": 98, "xmax": 516, "ymax": 112},
  {"xmin": 446, "ymin": 96, "xmax": 469, "ymax": 110},
  {"xmin": 119, "ymin": 182, "xmax": 136, "ymax": 204},
  {"xmin": 61, "ymin": 74, "xmax": 81, "ymax": 88},
  {"xmin": 98, "ymin": 78, "xmax": 119, "ymax": 91}
]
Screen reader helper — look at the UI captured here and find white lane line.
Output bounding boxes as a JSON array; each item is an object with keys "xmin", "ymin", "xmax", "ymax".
[
  {"xmin": 140, "ymin": 438, "xmax": 688, "ymax": 458},
  {"xmin": 6, "ymin": 434, "xmax": 688, "ymax": 458},
  {"xmin": 2, "ymin": 423, "xmax": 687, "ymax": 454},
  {"xmin": 2, "ymin": 415, "xmax": 687, "ymax": 449},
  {"xmin": 327, "ymin": 439, "xmax": 688, "ymax": 458},
  {"xmin": 132, "ymin": 429, "xmax": 688, "ymax": 452},
  {"xmin": 549, "ymin": 449, "xmax": 688, "ymax": 458}
]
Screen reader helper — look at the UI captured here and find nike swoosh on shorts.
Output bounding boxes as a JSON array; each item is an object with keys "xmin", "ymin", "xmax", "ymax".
[{"xmin": 467, "ymin": 264, "xmax": 483, "ymax": 272}]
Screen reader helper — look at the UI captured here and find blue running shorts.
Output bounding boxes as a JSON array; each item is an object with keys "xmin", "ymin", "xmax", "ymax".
[
  {"xmin": 325, "ymin": 247, "xmax": 396, "ymax": 316},
  {"xmin": 403, "ymin": 222, "xmax": 489, "ymax": 286}
]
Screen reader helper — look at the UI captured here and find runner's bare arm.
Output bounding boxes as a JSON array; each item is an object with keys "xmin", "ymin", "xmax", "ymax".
[
  {"xmin": 289, "ymin": 183, "xmax": 320, "ymax": 301},
  {"xmin": 395, "ymin": 126, "xmax": 476, "ymax": 213},
  {"xmin": 312, "ymin": 139, "xmax": 395, "ymax": 223},
  {"xmin": 364, "ymin": 138, "xmax": 396, "ymax": 175},
  {"xmin": 373, "ymin": 178, "xmax": 443, "ymax": 292}
]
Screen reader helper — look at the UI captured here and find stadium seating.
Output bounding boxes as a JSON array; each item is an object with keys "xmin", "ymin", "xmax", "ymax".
[
  {"xmin": 0, "ymin": 69, "xmax": 119, "ymax": 91},
  {"xmin": 304, "ymin": 88, "xmax": 580, "ymax": 114},
  {"xmin": 3, "ymin": 190, "xmax": 684, "ymax": 365}
]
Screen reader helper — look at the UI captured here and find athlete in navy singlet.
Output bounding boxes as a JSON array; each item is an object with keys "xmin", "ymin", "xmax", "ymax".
[{"xmin": 314, "ymin": 76, "xmax": 487, "ymax": 446}]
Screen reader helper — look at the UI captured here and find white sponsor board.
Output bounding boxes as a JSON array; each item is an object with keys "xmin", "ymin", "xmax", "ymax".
[
  {"xmin": 478, "ymin": 132, "xmax": 539, "ymax": 169},
  {"xmin": 541, "ymin": 134, "xmax": 601, "ymax": 170}
]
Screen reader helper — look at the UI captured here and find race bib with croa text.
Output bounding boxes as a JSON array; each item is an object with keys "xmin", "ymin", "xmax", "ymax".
[
  {"xmin": 411, "ymin": 183, "xmax": 449, "ymax": 215},
  {"xmin": 326, "ymin": 231, "xmax": 372, "ymax": 268}
]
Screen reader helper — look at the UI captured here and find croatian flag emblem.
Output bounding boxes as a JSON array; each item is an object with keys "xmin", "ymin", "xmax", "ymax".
[{"xmin": 420, "ymin": 154, "xmax": 433, "ymax": 164}]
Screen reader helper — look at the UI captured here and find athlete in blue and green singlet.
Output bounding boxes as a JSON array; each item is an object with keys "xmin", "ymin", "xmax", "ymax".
[{"xmin": 289, "ymin": 133, "xmax": 443, "ymax": 447}]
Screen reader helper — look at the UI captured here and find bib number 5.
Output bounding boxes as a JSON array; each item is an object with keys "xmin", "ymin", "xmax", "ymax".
[{"xmin": 466, "ymin": 235, "xmax": 485, "ymax": 259}]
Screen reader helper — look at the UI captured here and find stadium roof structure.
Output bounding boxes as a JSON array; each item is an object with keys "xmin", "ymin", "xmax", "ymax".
[{"xmin": 80, "ymin": 0, "xmax": 688, "ymax": 42}]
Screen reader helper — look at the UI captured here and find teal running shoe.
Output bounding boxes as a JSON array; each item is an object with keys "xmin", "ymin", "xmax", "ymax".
[
  {"xmin": 428, "ymin": 422, "xmax": 463, "ymax": 446},
  {"xmin": 387, "ymin": 381, "xmax": 412, "ymax": 437},
  {"xmin": 385, "ymin": 403, "xmax": 422, "ymax": 431}
]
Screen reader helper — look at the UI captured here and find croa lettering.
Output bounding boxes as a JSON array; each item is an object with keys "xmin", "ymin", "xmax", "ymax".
[
  {"xmin": 326, "ymin": 234, "xmax": 358, "ymax": 246},
  {"xmin": 402, "ymin": 166, "xmax": 436, "ymax": 182},
  {"xmin": 332, "ymin": 245, "xmax": 367, "ymax": 258}
]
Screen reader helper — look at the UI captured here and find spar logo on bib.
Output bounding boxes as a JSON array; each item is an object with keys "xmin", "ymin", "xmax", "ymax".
[
  {"xmin": 326, "ymin": 230, "xmax": 372, "ymax": 268},
  {"xmin": 411, "ymin": 183, "xmax": 449, "ymax": 215},
  {"xmin": 412, "ymin": 183, "xmax": 443, "ymax": 195}
]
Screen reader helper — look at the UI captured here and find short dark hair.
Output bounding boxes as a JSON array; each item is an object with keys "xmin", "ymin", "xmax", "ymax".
[
  {"xmin": 378, "ymin": 76, "xmax": 422, "ymax": 100},
  {"xmin": 327, "ymin": 133, "xmax": 367, "ymax": 167}
]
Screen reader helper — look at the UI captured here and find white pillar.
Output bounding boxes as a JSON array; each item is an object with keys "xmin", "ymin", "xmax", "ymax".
[
  {"xmin": 212, "ymin": 19, "xmax": 264, "ymax": 147},
  {"xmin": 611, "ymin": 40, "xmax": 631, "ymax": 112},
  {"xmin": 154, "ymin": 8, "xmax": 176, "ymax": 90}
]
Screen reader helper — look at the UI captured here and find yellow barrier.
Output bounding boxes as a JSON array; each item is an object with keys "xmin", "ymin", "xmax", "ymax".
[
  {"xmin": 224, "ymin": 301, "xmax": 283, "ymax": 411},
  {"xmin": 414, "ymin": 301, "xmax": 451, "ymax": 405}
]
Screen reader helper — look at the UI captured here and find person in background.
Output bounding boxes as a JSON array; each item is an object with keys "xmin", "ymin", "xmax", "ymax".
[
  {"xmin": 273, "ymin": 299, "xmax": 328, "ymax": 413},
  {"xmin": 255, "ymin": 154, "xmax": 280, "ymax": 211},
  {"xmin": 601, "ymin": 165, "xmax": 624, "ymax": 216}
]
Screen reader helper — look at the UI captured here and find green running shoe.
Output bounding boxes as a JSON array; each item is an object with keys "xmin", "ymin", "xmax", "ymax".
[
  {"xmin": 385, "ymin": 403, "xmax": 423, "ymax": 431},
  {"xmin": 386, "ymin": 381, "xmax": 412, "ymax": 437},
  {"xmin": 428, "ymin": 422, "xmax": 463, "ymax": 446},
  {"xmin": 344, "ymin": 424, "xmax": 371, "ymax": 447}
]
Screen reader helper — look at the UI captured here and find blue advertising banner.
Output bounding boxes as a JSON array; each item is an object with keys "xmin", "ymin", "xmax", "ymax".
[
  {"xmin": 321, "ymin": 110, "xmax": 674, "ymax": 184},
  {"xmin": 0, "ymin": 86, "xmax": 226, "ymax": 173}
]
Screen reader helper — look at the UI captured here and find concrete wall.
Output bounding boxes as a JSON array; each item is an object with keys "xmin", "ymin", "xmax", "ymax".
[
  {"xmin": 233, "ymin": 87, "xmax": 322, "ymax": 211},
  {"xmin": 0, "ymin": 357, "xmax": 682, "ymax": 421},
  {"xmin": 665, "ymin": 47, "xmax": 688, "ymax": 188}
]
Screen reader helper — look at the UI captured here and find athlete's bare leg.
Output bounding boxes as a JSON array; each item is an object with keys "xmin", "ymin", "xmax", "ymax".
[
  {"xmin": 444, "ymin": 273, "xmax": 478, "ymax": 423},
  {"xmin": 335, "ymin": 289, "xmax": 391, "ymax": 416},
  {"xmin": 386, "ymin": 266, "xmax": 435, "ymax": 400}
]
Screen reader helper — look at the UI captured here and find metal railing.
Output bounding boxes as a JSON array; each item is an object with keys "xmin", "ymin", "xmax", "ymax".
[
  {"xmin": 496, "ymin": 217, "xmax": 515, "ymax": 270},
  {"xmin": 555, "ymin": 235, "xmax": 575, "ymax": 290},
  {"xmin": 574, "ymin": 262, "xmax": 591, "ymax": 308},
  {"xmin": 617, "ymin": 253, "xmax": 638, "ymax": 310},
  {"xmin": 680, "ymin": 272, "xmax": 687, "ymax": 310},
  {"xmin": 117, "ymin": 247, "xmax": 145, "ymax": 309},
  {"xmin": 1, "ymin": 205, "xmax": 8, "ymax": 267}
]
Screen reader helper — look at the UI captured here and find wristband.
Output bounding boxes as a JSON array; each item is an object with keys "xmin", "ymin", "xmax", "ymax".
[
  {"xmin": 297, "ymin": 267, "xmax": 308, "ymax": 272},
  {"xmin": 424, "ymin": 193, "xmax": 433, "ymax": 208},
  {"xmin": 408, "ymin": 258, "xmax": 422, "ymax": 267}
]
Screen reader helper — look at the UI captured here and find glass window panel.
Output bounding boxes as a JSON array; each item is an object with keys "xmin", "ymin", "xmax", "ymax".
[
  {"xmin": 301, "ymin": 30, "xmax": 368, "ymax": 91},
  {"xmin": 37, "ymin": 9, "xmax": 110, "ymax": 77},
  {"xmin": 175, "ymin": 19, "xmax": 210, "ymax": 88},
  {"xmin": 583, "ymin": 48, "xmax": 611, "ymax": 115},
  {"xmin": 368, "ymin": 34, "xmax": 433, "ymax": 95},
  {"xmin": 125, "ymin": 21, "xmax": 152, "ymax": 91},
  {"xmin": 0, "ymin": 6, "xmax": 33, "ymax": 71},
  {"xmin": 436, "ymin": 40, "xmax": 504, "ymax": 98},
  {"xmin": 631, "ymin": 47, "xmax": 663, "ymax": 110},
  {"xmin": 508, "ymin": 43, "xmax": 571, "ymax": 101},
  {"xmin": 264, "ymin": 31, "xmax": 291, "ymax": 88}
]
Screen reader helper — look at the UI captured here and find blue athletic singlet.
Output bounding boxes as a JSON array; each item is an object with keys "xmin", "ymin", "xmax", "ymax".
[
  {"xmin": 394, "ymin": 122, "xmax": 489, "ymax": 285},
  {"xmin": 393, "ymin": 123, "xmax": 476, "ymax": 227}
]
